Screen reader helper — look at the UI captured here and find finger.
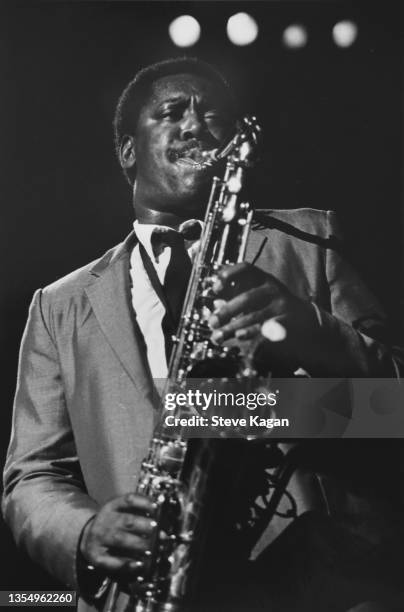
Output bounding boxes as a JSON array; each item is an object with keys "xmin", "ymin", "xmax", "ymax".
[
  {"xmin": 120, "ymin": 515, "xmax": 157, "ymax": 536},
  {"xmin": 105, "ymin": 531, "xmax": 152, "ymax": 555},
  {"xmin": 211, "ymin": 308, "xmax": 272, "ymax": 344},
  {"xmin": 209, "ymin": 286, "xmax": 275, "ymax": 329},
  {"xmin": 213, "ymin": 263, "xmax": 273, "ymax": 296},
  {"xmin": 211, "ymin": 263, "xmax": 249, "ymax": 295},
  {"xmin": 213, "ymin": 299, "xmax": 226, "ymax": 311},
  {"xmin": 95, "ymin": 554, "xmax": 146, "ymax": 576},
  {"xmin": 235, "ymin": 324, "xmax": 263, "ymax": 340},
  {"xmin": 113, "ymin": 493, "xmax": 157, "ymax": 515}
]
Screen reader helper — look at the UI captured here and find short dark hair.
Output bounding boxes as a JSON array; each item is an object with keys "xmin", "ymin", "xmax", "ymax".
[{"xmin": 113, "ymin": 57, "xmax": 235, "ymax": 185}]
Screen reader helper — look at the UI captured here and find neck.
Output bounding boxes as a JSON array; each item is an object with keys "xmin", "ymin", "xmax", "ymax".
[{"xmin": 132, "ymin": 187, "xmax": 204, "ymax": 229}]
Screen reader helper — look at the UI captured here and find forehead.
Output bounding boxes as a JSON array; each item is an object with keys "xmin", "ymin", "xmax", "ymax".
[{"xmin": 147, "ymin": 73, "xmax": 227, "ymax": 108}]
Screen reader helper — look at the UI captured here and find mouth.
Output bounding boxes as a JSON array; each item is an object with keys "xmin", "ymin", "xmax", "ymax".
[{"xmin": 168, "ymin": 146, "xmax": 212, "ymax": 171}]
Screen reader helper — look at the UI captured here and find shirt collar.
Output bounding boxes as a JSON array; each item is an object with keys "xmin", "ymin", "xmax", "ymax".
[{"xmin": 133, "ymin": 219, "xmax": 204, "ymax": 262}]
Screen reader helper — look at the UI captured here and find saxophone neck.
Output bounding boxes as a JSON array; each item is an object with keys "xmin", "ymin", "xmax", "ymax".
[{"xmin": 202, "ymin": 115, "xmax": 262, "ymax": 168}]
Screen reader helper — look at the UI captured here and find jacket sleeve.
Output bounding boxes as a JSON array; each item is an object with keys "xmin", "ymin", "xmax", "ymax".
[
  {"xmin": 2, "ymin": 289, "xmax": 99, "ymax": 589},
  {"xmin": 305, "ymin": 211, "xmax": 404, "ymax": 377}
]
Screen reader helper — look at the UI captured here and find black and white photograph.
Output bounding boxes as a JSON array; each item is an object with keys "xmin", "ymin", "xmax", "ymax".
[{"xmin": 1, "ymin": 1, "xmax": 404, "ymax": 611}]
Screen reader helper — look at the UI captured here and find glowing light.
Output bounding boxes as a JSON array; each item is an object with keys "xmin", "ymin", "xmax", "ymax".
[
  {"xmin": 332, "ymin": 20, "xmax": 358, "ymax": 48},
  {"xmin": 226, "ymin": 13, "xmax": 258, "ymax": 46},
  {"xmin": 169, "ymin": 15, "xmax": 201, "ymax": 48},
  {"xmin": 282, "ymin": 24, "xmax": 308, "ymax": 49},
  {"xmin": 261, "ymin": 319, "xmax": 287, "ymax": 342}
]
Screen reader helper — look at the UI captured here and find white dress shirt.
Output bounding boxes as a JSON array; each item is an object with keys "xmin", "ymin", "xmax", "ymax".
[{"xmin": 130, "ymin": 219, "xmax": 202, "ymax": 379}]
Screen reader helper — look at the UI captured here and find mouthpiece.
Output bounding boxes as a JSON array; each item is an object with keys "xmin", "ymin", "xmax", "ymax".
[{"xmin": 201, "ymin": 148, "xmax": 220, "ymax": 166}]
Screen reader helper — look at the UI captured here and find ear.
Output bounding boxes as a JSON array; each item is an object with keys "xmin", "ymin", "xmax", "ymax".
[{"xmin": 119, "ymin": 135, "xmax": 136, "ymax": 170}]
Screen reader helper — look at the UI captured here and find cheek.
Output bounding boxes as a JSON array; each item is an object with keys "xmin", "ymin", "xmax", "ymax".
[
  {"xmin": 208, "ymin": 122, "xmax": 232, "ymax": 145},
  {"xmin": 136, "ymin": 142, "xmax": 165, "ymax": 177},
  {"xmin": 135, "ymin": 126, "xmax": 167, "ymax": 164}
]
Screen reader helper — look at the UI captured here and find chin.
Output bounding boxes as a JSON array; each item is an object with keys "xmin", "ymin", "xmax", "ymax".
[
  {"xmin": 183, "ymin": 174, "xmax": 212, "ymax": 196},
  {"xmin": 185, "ymin": 186, "xmax": 210, "ymax": 206},
  {"xmin": 166, "ymin": 189, "xmax": 207, "ymax": 219},
  {"xmin": 175, "ymin": 172, "xmax": 210, "ymax": 194}
]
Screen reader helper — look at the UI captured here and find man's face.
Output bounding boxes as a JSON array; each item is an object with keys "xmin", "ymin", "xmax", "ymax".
[{"xmin": 132, "ymin": 73, "xmax": 234, "ymax": 214}]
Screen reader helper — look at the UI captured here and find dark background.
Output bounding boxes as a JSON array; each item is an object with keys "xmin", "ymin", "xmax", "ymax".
[{"xmin": 1, "ymin": 0, "xmax": 403, "ymax": 592}]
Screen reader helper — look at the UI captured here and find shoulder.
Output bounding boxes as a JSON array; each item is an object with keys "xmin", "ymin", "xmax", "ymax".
[
  {"xmin": 27, "ymin": 238, "xmax": 132, "ymax": 334},
  {"xmin": 39, "ymin": 239, "xmax": 128, "ymax": 307},
  {"xmin": 252, "ymin": 208, "xmax": 341, "ymax": 247},
  {"xmin": 253, "ymin": 208, "xmax": 337, "ymax": 236}
]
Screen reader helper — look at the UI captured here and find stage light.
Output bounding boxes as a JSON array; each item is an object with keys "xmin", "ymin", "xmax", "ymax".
[
  {"xmin": 227, "ymin": 12, "xmax": 258, "ymax": 46},
  {"xmin": 169, "ymin": 15, "xmax": 201, "ymax": 47},
  {"xmin": 282, "ymin": 24, "xmax": 308, "ymax": 49},
  {"xmin": 332, "ymin": 20, "xmax": 358, "ymax": 48}
]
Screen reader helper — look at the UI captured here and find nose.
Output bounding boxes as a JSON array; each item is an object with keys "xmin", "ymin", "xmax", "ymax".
[{"xmin": 180, "ymin": 109, "xmax": 204, "ymax": 141}]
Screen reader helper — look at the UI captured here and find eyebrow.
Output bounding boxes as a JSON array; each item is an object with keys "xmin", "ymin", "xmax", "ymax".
[
  {"xmin": 158, "ymin": 96, "xmax": 189, "ymax": 106},
  {"xmin": 156, "ymin": 94, "xmax": 221, "ymax": 109}
]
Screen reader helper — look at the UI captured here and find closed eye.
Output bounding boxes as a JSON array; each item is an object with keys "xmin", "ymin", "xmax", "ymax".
[
  {"xmin": 204, "ymin": 112, "xmax": 229, "ymax": 128},
  {"xmin": 161, "ymin": 108, "xmax": 184, "ymax": 121}
]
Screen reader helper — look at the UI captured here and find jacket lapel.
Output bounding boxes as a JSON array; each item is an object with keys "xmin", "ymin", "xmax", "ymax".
[
  {"xmin": 85, "ymin": 232, "xmax": 153, "ymax": 400},
  {"xmin": 245, "ymin": 230, "xmax": 268, "ymax": 266},
  {"xmin": 83, "ymin": 226, "xmax": 267, "ymax": 400}
]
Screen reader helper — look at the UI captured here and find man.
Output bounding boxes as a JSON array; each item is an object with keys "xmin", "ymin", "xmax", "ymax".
[{"xmin": 3, "ymin": 58, "xmax": 404, "ymax": 612}]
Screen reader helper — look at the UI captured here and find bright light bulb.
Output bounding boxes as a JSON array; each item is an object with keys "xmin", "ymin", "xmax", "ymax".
[
  {"xmin": 227, "ymin": 12, "xmax": 258, "ymax": 46},
  {"xmin": 261, "ymin": 319, "xmax": 287, "ymax": 342},
  {"xmin": 169, "ymin": 15, "xmax": 201, "ymax": 48},
  {"xmin": 282, "ymin": 24, "xmax": 308, "ymax": 49},
  {"xmin": 332, "ymin": 20, "xmax": 358, "ymax": 48}
]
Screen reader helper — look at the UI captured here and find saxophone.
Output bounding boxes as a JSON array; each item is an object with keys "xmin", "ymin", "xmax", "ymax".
[{"xmin": 117, "ymin": 116, "xmax": 262, "ymax": 612}]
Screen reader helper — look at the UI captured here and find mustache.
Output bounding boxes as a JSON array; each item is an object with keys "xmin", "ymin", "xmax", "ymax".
[{"xmin": 168, "ymin": 140, "xmax": 213, "ymax": 162}]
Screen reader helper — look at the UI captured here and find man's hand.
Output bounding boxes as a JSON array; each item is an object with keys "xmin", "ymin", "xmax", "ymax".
[
  {"xmin": 208, "ymin": 263, "xmax": 318, "ymax": 367},
  {"xmin": 79, "ymin": 493, "xmax": 157, "ymax": 578}
]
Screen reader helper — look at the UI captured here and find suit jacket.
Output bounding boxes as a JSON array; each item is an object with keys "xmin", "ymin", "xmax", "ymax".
[{"xmin": 3, "ymin": 209, "xmax": 403, "ymax": 611}]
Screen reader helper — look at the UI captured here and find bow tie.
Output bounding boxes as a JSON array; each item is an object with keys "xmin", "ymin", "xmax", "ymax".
[{"xmin": 151, "ymin": 220, "xmax": 202, "ymax": 257}]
